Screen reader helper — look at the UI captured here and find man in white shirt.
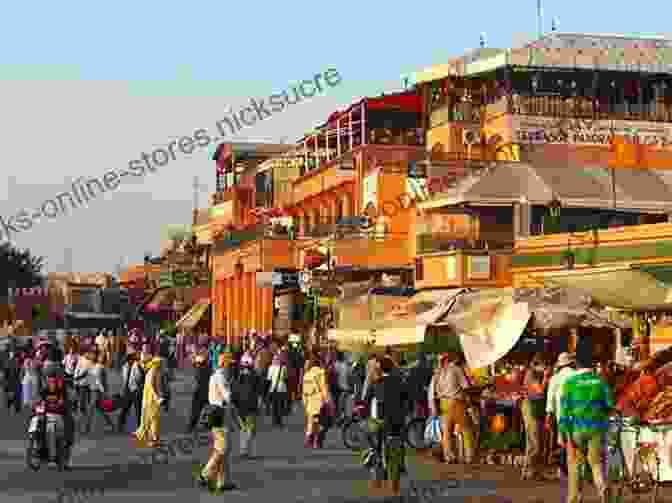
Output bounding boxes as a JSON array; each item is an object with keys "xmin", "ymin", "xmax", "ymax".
[
  {"xmin": 197, "ymin": 352, "xmax": 238, "ymax": 493},
  {"xmin": 545, "ymin": 352, "xmax": 577, "ymax": 480}
]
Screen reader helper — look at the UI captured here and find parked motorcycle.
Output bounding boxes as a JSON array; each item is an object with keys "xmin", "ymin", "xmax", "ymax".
[{"xmin": 26, "ymin": 400, "xmax": 68, "ymax": 471}]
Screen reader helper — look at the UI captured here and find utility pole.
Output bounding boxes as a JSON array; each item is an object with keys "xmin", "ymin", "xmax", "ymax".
[{"xmin": 537, "ymin": 0, "xmax": 543, "ymax": 39}]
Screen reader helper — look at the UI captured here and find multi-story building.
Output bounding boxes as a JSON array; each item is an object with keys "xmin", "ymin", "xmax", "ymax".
[{"xmin": 411, "ymin": 32, "xmax": 672, "ymax": 292}]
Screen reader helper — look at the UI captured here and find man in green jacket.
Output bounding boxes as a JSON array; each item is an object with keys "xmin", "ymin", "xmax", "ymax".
[{"xmin": 558, "ymin": 351, "xmax": 613, "ymax": 503}]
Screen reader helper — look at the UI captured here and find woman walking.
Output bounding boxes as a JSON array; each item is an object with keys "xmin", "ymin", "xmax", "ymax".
[
  {"xmin": 302, "ymin": 354, "xmax": 331, "ymax": 448},
  {"xmin": 134, "ymin": 352, "xmax": 166, "ymax": 448}
]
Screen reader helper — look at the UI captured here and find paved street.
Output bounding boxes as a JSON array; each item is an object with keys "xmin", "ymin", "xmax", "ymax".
[{"xmin": 0, "ymin": 369, "xmax": 670, "ymax": 503}]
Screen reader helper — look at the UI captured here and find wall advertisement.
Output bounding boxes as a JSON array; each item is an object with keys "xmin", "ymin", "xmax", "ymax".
[{"xmin": 512, "ymin": 116, "xmax": 672, "ymax": 147}]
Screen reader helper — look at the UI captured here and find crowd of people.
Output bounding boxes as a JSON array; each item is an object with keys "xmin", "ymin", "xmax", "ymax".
[{"xmin": 0, "ymin": 329, "xmax": 622, "ymax": 502}]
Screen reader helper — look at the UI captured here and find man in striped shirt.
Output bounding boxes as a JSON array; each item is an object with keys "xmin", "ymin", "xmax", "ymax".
[{"xmin": 558, "ymin": 352, "xmax": 613, "ymax": 503}]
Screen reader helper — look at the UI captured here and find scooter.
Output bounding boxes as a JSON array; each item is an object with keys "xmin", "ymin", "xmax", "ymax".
[{"xmin": 26, "ymin": 400, "xmax": 68, "ymax": 471}]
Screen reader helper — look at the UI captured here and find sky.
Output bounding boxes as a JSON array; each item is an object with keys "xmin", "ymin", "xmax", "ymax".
[{"xmin": 1, "ymin": 0, "xmax": 671, "ymax": 275}]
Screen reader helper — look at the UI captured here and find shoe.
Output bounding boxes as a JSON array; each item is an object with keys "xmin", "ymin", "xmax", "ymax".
[{"xmin": 213, "ymin": 483, "xmax": 238, "ymax": 493}]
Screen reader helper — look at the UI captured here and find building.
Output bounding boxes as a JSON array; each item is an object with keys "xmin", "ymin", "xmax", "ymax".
[{"xmin": 410, "ymin": 31, "xmax": 672, "ymax": 294}]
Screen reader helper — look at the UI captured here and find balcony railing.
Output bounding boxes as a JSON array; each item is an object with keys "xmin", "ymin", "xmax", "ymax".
[
  {"xmin": 417, "ymin": 235, "xmax": 514, "ymax": 255},
  {"xmin": 510, "ymin": 95, "xmax": 672, "ymax": 123}
]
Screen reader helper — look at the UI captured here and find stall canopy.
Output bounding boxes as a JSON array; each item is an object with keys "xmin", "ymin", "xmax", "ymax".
[
  {"xmin": 327, "ymin": 288, "xmax": 464, "ymax": 350},
  {"xmin": 534, "ymin": 265, "xmax": 672, "ymax": 311},
  {"xmin": 437, "ymin": 288, "xmax": 531, "ymax": 368},
  {"xmin": 175, "ymin": 301, "xmax": 211, "ymax": 331},
  {"xmin": 437, "ymin": 286, "xmax": 628, "ymax": 368}
]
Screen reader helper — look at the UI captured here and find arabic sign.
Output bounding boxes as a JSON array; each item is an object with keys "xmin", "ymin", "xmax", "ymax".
[{"xmin": 513, "ymin": 117, "xmax": 672, "ymax": 147}]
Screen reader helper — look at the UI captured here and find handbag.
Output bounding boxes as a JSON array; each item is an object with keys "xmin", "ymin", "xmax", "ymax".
[{"xmin": 424, "ymin": 416, "xmax": 442, "ymax": 446}]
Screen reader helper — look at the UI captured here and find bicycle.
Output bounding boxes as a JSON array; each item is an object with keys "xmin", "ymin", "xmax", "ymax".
[
  {"xmin": 605, "ymin": 414, "xmax": 662, "ymax": 503},
  {"xmin": 341, "ymin": 400, "xmax": 429, "ymax": 450}
]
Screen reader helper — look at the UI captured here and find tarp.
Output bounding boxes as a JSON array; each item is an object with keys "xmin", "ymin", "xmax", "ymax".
[
  {"xmin": 533, "ymin": 266, "xmax": 672, "ymax": 311},
  {"xmin": 328, "ymin": 288, "xmax": 463, "ymax": 350},
  {"xmin": 439, "ymin": 288, "xmax": 531, "ymax": 368}
]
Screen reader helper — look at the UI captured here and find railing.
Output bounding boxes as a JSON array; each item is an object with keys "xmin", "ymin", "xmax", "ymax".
[
  {"xmin": 510, "ymin": 95, "xmax": 672, "ymax": 122},
  {"xmin": 417, "ymin": 235, "xmax": 514, "ymax": 255}
]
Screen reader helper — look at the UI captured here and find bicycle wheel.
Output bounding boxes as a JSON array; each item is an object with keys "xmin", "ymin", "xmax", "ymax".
[
  {"xmin": 403, "ymin": 417, "xmax": 428, "ymax": 449},
  {"xmin": 342, "ymin": 419, "xmax": 369, "ymax": 450},
  {"xmin": 628, "ymin": 449, "xmax": 660, "ymax": 503}
]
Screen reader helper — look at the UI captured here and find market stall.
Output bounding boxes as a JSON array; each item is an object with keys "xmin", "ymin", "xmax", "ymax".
[{"xmin": 437, "ymin": 286, "xmax": 630, "ymax": 465}]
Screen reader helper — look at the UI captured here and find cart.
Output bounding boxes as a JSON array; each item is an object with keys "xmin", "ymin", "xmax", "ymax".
[{"xmin": 606, "ymin": 414, "xmax": 664, "ymax": 503}]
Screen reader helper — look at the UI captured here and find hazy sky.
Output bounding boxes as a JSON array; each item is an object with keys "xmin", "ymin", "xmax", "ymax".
[{"xmin": 1, "ymin": 1, "xmax": 670, "ymax": 274}]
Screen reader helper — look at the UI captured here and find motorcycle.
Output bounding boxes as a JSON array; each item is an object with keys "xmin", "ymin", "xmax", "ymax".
[{"xmin": 26, "ymin": 400, "xmax": 68, "ymax": 471}]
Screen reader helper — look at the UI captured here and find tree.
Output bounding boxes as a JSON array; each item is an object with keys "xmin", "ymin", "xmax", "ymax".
[{"xmin": 0, "ymin": 242, "xmax": 44, "ymax": 294}]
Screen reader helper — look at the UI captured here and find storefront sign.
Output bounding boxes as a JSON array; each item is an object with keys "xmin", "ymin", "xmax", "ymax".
[{"xmin": 513, "ymin": 117, "xmax": 672, "ymax": 147}]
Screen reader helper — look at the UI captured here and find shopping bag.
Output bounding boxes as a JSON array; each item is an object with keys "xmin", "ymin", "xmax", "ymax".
[{"xmin": 424, "ymin": 416, "xmax": 442, "ymax": 446}]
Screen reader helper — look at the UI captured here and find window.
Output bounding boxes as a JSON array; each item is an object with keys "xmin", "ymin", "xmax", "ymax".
[{"xmin": 467, "ymin": 255, "xmax": 491, "ymax": 279}]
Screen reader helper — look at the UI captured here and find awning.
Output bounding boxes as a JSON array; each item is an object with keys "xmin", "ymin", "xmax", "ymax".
[
  {"xmin": 533, "ymin": 265, "xmax": 672, "ymax": 310},
  {"xmin": 328, "ymin": 288, "xmax": 463, "ymax": 350},
  {"xmin": 176, "ymin": 301, "xmax": 211, "ymax": 330},
  {"xmin": 439, "ymin": 288, "xmax": 531, "ymax": 368}
]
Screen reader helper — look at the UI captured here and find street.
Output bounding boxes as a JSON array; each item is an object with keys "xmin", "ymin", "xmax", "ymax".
[{"xmin": 0, "ymin": 369, "xmax": 669, "ymax": 503}]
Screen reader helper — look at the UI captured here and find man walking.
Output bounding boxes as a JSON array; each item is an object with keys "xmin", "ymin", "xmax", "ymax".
[
  {"xmin": 558, "ymin": 349, "xmax": 612, "ymax": 503},
  {"xmin": 196, "ymin": 352, "xmax": 239, "ymax": 493},
  {"xmin": 546, "ymin": 352, "xmax": 577, "ymax": 483}
]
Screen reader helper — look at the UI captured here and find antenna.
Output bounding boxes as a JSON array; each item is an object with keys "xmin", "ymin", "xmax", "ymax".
[
  {"xmin": 480, "ymin": 33, "xmax": 487, "ymax": 48},
  {"xmin": 537, "ymin": 0, "xmax": 543, "ymax": 38},
  {"xmin": 551, "ymin": 17, "xmax": 558, "ymax": 32}
]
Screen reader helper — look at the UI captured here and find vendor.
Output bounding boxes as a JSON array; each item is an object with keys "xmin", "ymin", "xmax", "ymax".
[
  {"xmin": 428, "ymin": 352, "xmax": 475, "ymax": 464},
  {"xmin": 521, "ymin": 355, "xmax": 547, "ymax": 480},
  {"xmin": 545, "ymin": 352, "xmax": 577, "ymax": 480}
]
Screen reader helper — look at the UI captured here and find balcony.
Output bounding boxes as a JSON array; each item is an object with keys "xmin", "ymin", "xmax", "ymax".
[
  {"xmin": 333, "ymin": 234, "xmax": 413, "ymax": 269},
  {"xmin": 511, "ymin": 95, "xmax": 672, "ymax": 123},
  {"xmin": 417, "ymin": 235, "xmax": 514, "ymax": 255},
  {"xmin": 292, "ymin": 163, "xmax": 355, "ymax": 205}
]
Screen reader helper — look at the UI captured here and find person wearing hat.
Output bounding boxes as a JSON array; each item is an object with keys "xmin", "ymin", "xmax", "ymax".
[
  {"xmin": 428, "ymin": 352, "xmax": 474, "ymax": 464},
  {"xmin": 546, "ymin": 352, "xmax": 577, "ymax": 480},
  {"xmin": 195, "ymin": 351, "xmax": 239, "ymax": 493}
]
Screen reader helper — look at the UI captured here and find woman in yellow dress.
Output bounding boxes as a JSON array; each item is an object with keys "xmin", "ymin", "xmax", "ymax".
[
  {"xmin": 302, "ymin": 354, "xmax": 330, "ymax": 448},
  {"xmin": 134, "ymin": 352, "xmax": 166, "ymax": 448}
]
